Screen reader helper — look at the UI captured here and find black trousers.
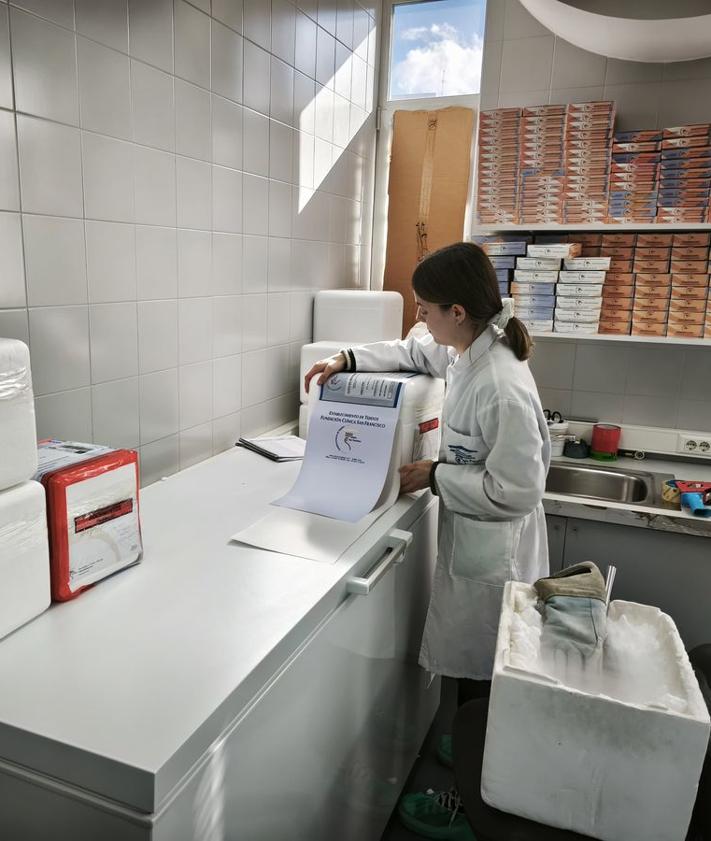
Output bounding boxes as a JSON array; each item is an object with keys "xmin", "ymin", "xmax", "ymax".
[{"xmin": 457, "ymin": 678, "xmax": 491, "ymax": 707}]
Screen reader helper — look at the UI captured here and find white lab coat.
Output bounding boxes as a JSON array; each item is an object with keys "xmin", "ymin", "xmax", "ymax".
[{"xmin": 353, "ymin": 325, "xmax": 550, "ymax": 680}]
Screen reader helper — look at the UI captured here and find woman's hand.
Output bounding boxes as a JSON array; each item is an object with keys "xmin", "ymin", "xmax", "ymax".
[
  {"xmin": 399, "ymin": 460, "xmax": 434, "ymax": 494},
  {"xmin": 303, "ymin": 352, "xmax": 347, "ymax": 396}
]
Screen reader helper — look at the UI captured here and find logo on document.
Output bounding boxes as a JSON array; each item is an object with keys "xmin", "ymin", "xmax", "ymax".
[
  {"xmin": 326, "ymin": 375, "xmax": 343, "ymax": 390},
  {"xmin": 447, "ymin": 444, "xmax": 478, "ymax": 465},
  {"xmin": 336, "ymin": 426, "xmax": 362, "ymax": 452}
]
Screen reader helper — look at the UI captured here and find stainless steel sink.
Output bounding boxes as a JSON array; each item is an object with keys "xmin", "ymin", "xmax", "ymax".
[{"xmin": 546, "ymin": 463, "xmax": 674, "ymax": 506}]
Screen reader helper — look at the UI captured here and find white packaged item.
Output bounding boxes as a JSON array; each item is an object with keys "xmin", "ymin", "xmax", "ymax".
[
  {"xmin": 527, "ymin": 244, "xmax": 580, "ymax": 258},
  {"xmin": 554, "ymin": 308, "xmax": 601, "ymax": 324},
  {"xmin": 520, "ymin": 319, "xmax": 553, "ymax": 332},
  {"xmin": 516, "ymin": 257, "xmax": 561, "ymax": 270},
  {"xmin": 513, "ymin": 270, "xmax": 559, "ymax": 283},
  {"xmin": 554, "ymin": 321, "xmax": 599, "ymax": 334},
  {"xmin": 0, "ymin": 339, "xmax": 38, "ymax": 492},
  {"xmin": 482, "ymin": 582, "xmax": 710, "ymax": 841},
  {"xmin": 564, "ymin": 257, "xmax": 612, "ymax": 270},
  {"xmin": 511, "ymin": 282, "xmax": 556, "ymax": 296},
  {"xmin": 307, "ymin": 373, "xmax": 444, "ymax": 469},
  {"xmin": 313, "ymin": 291, "xmax": 403, "ymax": 343},
  {"xmin": 556, "ymin": 284, "xmax": 604, "ymax": 298},
  {"xmin": 0, "ymin": 480, "xmax": 50, "ymax": 639},
  {"xmin": 516, "ymin": 307, "xmax": 555, "ymax": 321},
  {"xmin": 555, "ymin": 296, "xmax": 603, "ymax": 311},
  {"xmin": 299, "ymin": 341, "xmax": 364, "ymax": 404},
  {"xmin": 558, "ymin": 270, "xmax": 607, "ymax": 284}
]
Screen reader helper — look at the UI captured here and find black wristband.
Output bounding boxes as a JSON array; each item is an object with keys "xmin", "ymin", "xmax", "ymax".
[{"xmin": 429, "ymin": 461, "xmax": 439, "ymax": 496}]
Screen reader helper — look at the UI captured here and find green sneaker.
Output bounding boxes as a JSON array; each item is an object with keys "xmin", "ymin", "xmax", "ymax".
[
  {"xmin": 436, "ymin": 733, "xmax": 453, "ymax": 768},
  {"xmin": 398, "ymin": 788, "xmax": 475, "ymax": 840}
]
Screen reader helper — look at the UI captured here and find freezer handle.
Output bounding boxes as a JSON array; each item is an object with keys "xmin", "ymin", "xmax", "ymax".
[{"xmin": 346, "ymin": 529, "xmax": 413, "ymax": 596}]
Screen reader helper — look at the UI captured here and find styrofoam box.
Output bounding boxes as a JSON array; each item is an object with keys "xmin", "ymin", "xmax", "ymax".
[
  {"xmin": 0, "ymin": 480, "xmax": 50, "ymax": 639},
  {"xmin": 313, "ymin": 291, "xmax": 403, "ymax": 343},
  {"xmin": 306, "ymin": 373, "xmax": 444, "ymax": 467},
  {"xmin": 299, "ymin": 341, "xmax": 363, "ymax": 404},
  {"xmin": 0, "ymin": 339, "xmax": 38, "ymax": 491},
  {"xmin": 482, "ymin": 581, "xmax": 710, "ymax": 841}
]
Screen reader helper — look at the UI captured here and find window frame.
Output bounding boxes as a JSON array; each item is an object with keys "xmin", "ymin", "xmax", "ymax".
[{"xmin": 370, "ymin": 0, "xmax": 483, "ymax": 291}]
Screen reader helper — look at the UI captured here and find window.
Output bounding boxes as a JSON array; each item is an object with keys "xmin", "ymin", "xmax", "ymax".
[{"xmin": 388, "ymin": 0, "xmax": 487, "ymax": 101}]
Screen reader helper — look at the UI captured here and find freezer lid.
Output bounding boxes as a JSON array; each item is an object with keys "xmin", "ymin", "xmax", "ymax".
[{"xmin": 0, "ymin": 448, "xmax": 431, "ymax": 815}]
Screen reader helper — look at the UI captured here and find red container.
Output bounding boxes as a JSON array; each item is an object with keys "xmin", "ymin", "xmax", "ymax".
[{"xmin": 591, "ymin": 424, "xmax": 621, "ymax": 461}]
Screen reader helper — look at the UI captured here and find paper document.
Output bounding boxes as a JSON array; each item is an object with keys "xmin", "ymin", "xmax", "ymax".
[
  {"xmin": 237, "ymin": 435, "xmax": 305, "ymax": 462},
  {"xmin": 274, "ymin": 373, "xmax": 407, "ymax": 523}
]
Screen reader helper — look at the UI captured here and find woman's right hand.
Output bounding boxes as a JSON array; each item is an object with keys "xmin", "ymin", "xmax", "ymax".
[{"xmin": 303, "ymin": 352, "xmax": 347, "ymax": 396}]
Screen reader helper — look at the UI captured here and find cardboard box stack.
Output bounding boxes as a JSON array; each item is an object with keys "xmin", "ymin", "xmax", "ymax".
[
  {"xmin": 631, "ymin": 232, "xmax": 672, "ymax": 337},
  {"xmin": 476, "ymin": 109, "xmax": 521, "ymax": 225},
  {"xmin": 609, "ymin": 130, "xmax": 661, "ymax": 223},
  {"xmin": 555, "ymin": 244, "xmax": 607, "ymax": 334},
  {"xmin": 477, "ymin": 235, "xmax": 533, "ymax": 300},
  {"xmin": 658, "ymin": 124, "xmax": 711, "ymax": 224},
  {"xmin": 669, "ymin": 232, "xmax": 710, "ymax": 338},
  {"xmin": 564, "ymin": 102, "xmax": 615, "ymax": 224},
  {"xmin": 598, "ymin": 233, "xmax": 636, "ymax": 334},
  {"xmin": 518, "ymin": 105, "xmax": 566, "ymax": 225}
]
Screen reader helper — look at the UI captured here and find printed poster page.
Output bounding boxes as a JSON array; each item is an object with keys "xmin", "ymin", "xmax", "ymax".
[{"xmin": 274, "ymin": 372, "xmax": 407, "ymax": 523}]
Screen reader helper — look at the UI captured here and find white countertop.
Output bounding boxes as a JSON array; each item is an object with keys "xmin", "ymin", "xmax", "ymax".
[
  {"xmin": 0, "ymin": 447, "xmax": 431, "ymax": 813},
  {"xmin": 544, "ymin": 454, "xmax": 711, "ymax": 536}
]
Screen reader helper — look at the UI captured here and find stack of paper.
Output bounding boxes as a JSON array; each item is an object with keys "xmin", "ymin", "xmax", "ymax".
[{"xmin": 237, "ymin": 435, "xmax": 306, "ymax": 462}]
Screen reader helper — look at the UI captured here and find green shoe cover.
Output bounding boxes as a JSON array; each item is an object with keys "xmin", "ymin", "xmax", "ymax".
[
  {"xmin": 398, "ymin": 788, "xmax": 476, "ymax": 841},
  {"xmin": 436, "ymin": 734, "xmax": 454, "ymax": 768}
]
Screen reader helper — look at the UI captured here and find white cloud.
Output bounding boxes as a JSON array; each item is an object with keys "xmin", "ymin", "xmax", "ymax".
[{"xmin": 392, "ymin": 24, "xmax": 483, "ymax": 97}]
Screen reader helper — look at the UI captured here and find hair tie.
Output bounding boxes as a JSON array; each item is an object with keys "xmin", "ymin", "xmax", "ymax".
[{"xmin": 490, "ymin": 297, "xmax": 515, "ymax": 329}]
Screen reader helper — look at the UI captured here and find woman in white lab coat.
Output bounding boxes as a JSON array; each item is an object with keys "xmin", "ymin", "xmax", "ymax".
[
  {"xmin": 305, "ymin": 242, "xmax": 550, "ymax": 697},
  {"xmin": 305, "ymin": 243, "xmax": 549, "ymax": 838}
]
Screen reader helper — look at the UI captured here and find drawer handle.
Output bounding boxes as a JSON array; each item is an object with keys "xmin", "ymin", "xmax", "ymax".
[{"xmin": 346, "ymin": 529, "xmax": 413, "ymax": 595}]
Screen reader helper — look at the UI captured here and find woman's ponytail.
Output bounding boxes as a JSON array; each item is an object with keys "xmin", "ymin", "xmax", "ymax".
[{"xmin": 504, "ymin": 316, "xmax": 533, "ymax": 361}]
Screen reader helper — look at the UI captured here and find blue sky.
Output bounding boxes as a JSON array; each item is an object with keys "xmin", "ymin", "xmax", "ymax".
[{"xmin": 390, "ymin": 0, "xmax": 487, "ymax": 98}]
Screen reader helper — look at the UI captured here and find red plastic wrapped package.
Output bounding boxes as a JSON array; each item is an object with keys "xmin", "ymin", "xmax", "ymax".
[{"xmin": 35, "ymin": 443, "xmax": 142, "ymax": 601}]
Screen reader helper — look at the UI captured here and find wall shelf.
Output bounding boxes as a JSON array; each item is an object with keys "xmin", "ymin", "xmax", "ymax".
[
  {"xmin": 531, "ymin": 332, "xmax": 710, "ymax": 347},
  {"xmin": 472, "ymin": 223, "xmax": 711, "ymax": 233}
]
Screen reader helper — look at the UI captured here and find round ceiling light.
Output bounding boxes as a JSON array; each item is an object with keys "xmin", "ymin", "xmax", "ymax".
[{"xmin": 518, "ymin": 0, "xmax": 711, "ymax": 62}]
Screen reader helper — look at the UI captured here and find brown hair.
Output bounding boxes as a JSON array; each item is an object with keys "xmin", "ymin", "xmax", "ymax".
[{"xmin": 411, "ymin": 241, "xmax": 533, "ymax": 361}]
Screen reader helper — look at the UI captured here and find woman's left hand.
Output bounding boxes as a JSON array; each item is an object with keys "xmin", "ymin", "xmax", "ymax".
[{"xmin": 399, "ymin": 460, "xmax": 433, "ymax": 494}]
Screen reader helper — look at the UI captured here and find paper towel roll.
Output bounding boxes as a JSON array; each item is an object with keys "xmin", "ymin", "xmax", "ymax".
[
  {"xmin": 0, "ymin": 339, "xmax": 39, "ymax": 491},
  {"xmin": 0, "ymin": 480, "xmax": 50, "ymax": 639}
]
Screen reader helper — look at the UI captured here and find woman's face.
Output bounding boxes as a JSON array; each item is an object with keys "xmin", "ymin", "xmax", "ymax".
[{"xmin": 414, "ymin": 294, "xmax": 461, "ymax": 346}]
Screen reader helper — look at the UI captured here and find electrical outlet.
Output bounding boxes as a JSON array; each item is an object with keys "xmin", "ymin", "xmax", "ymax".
[{"xmin": 677, "ymin": 434, "xmax": 711, "ymax": 456}]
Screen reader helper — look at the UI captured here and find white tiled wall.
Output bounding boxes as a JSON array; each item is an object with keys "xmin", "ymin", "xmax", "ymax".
[
  {"xmin": 480, "ymin": 0, "xmax": 711, "ymax": 433},
  {"xmin": 0, "ymin": 0, "xmax": 379, "ymax": 485},
  {"xmin": 530, "ymin": 340, "xmax": 711, "ymax": 433}
]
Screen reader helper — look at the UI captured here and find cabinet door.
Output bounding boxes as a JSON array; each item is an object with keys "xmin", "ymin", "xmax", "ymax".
[
  {"xmin": 155, "ymin": 504, "xmax": 441, "ymax": 841},
  {"xmin": 546, "ymin": 515, "xmax": 567, "ymax": 574},
  {"xmin": 563, "ymin": 518, "xmax": 711, "ymax": 649}
]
